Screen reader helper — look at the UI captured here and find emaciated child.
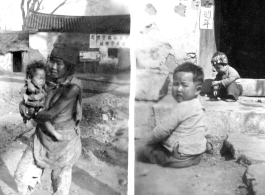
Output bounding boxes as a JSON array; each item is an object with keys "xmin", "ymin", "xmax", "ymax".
[
  {"xmin": 21, "ymin": 62, "xmax": 70, "ymax": 141},
  {"xmin": 141, "ymin": 62, "xmax": 211, "ymax": 168}
]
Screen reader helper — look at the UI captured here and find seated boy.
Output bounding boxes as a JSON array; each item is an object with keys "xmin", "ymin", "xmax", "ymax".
[
  {"xmin": 211, "ymin": 52, "xmax": 243, "ymax": 102},
  {"xmin": 140, "ymin": 62, "xmax": 210, "ymax": 168}
]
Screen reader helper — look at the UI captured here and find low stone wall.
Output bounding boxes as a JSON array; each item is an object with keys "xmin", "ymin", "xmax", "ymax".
[
  {"xmin": 201, "ymin": 78, "xmax": 265, "ymax": 97},
  {"xmin": 136, "ymin": 94, "xmax": 265, "ymax": 140}
]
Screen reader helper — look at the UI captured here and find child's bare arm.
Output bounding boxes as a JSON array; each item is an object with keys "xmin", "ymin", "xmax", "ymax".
[
  {"xmin": 43, "ymin": 121, "xmax": 64, "ymax": 141},
  {"xmin": 25, "ymin": 99, "xmax": 45, "ymax": 108},
  {"xmin": 43, "ymin": 121, "xmax": 56, "ymax": 134},
  {"xmin": 26, "ymin": 79, "xmax": 36, "ymax": 93},
  {"xmin": 211, "ymin": 80, "xmax": 222, "ymax": 86}
]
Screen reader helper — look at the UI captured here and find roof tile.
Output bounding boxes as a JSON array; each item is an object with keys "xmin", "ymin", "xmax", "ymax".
[{"xmin": 26, "ymin": 12, "xmax": 130, "ymax": 33}]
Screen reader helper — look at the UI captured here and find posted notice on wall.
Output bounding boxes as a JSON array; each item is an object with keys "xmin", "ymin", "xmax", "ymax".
[
  {"xmin": 79, "ymin": 51, "xmax": 100, "ymax": 62},
  {"xmin": 200, "ymin": 6, "xmax": 214, "ymax": 29},
  {"xmin": 90, "ymin": 34, "xmax": 130, "ymax": 48}
]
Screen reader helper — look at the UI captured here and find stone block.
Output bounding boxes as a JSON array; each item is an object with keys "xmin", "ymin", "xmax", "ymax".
[
  {"xmin": 134, "ymin": 101, "xmax": 155, "ymax": 138},
  {"xmin": 165, "ymin": 54, "xmax": 181, "ymax": 73},
  {"xmin": 224, "ymin": 133, "xmax": 265, "ymax": 165},
  {"xmin": 202, "ymin": 98, "xmax": 265, "ymax": 136},
  {"xmin": 135, "ymin": 126, "xmax": 153, "ymax": 140},
  {"xmin": 244, "ymin": 163, "xmax": 265, "ymax": 195},
  {"xmin": 136, "ymin": 48, "xmax": 167, "ymax": 70},
  {"xmin": 201, "ymin": 78, "xmax": 265, "ymax": 97},
  {"xmin": 135, "ymin": 69, "xmax": 170, "ymax": 101},
  {"xmin": 152, "ymin": 95, "xmax": 265, "ymax": 138},
  {"xmin": 241, "ymin": 79, "xmax": 265, "ymax": 96},
  {"xmin": 153, "ymin": 95, "xmax": 176, "ymax": 126}
]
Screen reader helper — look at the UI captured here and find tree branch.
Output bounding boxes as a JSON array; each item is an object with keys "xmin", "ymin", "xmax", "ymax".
[
  {"xmin": 50, "ymin": 0, "xmax": 68, "ymax": 14},
  {"xmin": 39, "ymin": 0, "xmax": 44, "ymax": 10},
  {"xmin": 20, "ymin": 0, "xmax": 26, "ymax": 29},
  {"xmin": 29, "ymin": 0, "xmax": 38, "ymax": 12},
  {"xmin": 26, "ymin": 0, "xmax": 31, "ymax": 18},
  {"xmin": 35, "ymin": 0, "xmax": 44, "ymax": 11},
  {"xmin": 66, "ymin": 0, "xmax": 80, "ymax": 4}
]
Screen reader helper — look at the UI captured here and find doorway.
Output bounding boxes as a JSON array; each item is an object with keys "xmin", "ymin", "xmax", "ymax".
[
  {"xmin": 216, "ymin": 0, "xmax": 265, "ymax": 78},
  {"xmin": 13, "ymin": 52, "xmax": 22, "ymax": 72}
]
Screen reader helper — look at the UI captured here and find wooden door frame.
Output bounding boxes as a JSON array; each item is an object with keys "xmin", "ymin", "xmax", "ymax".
[{"xmin": 199, "ymin": 0, "xmax": 218, "ymax": 78}]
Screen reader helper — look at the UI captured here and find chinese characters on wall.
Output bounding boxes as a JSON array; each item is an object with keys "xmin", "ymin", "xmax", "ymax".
[
  {"xmin": 90, "ymin": 34, "xmax": 130, "ymax": 48},
  {"xmin": 199, "ymin": 4, "xmax": 214, "ymax": 29}
]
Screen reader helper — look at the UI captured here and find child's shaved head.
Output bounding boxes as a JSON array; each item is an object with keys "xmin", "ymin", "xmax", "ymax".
[{"xmin": 173, "ymin": 62, "xmax": 204, "ymax": 85}]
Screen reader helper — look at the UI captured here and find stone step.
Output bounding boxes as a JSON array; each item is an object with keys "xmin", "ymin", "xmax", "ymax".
[
  {"xmin": 202, "ymin": 96, "xmax": 265, "ymax": 136},
  {"xmin": 135, "ymin": 95, "xmax": 265, "ymax": 139},
  {"xmin": 224, "ymin": 133, "xmax": 265, "ymax": 165},
  {"xmin": 150, "ymin": 95, "xmax": 265, "ymax": 138},
  {"xmin": 244, "ymin": 163, "xmax": 265, "ymax": 195},
  {"xmin": 201, "ymin": 78, "xmax": 265, "ymax": 97}
]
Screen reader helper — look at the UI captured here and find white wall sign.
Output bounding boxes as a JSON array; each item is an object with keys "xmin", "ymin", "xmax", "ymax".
[
  {"xmin": 79, "ymin": 51, "xmax": 100, "ymax": 62},
  {"xmin": 200, "ymin": 6, "xmax": 214, "ymax": 29},
  {"xmin": 89, "ymin": 34, "xmax": 130, "ymax": 48}
]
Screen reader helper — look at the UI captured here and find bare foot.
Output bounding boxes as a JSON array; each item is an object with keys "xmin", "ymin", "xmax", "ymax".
[{"xmin": 206, "ymin": 141, "xmax": 213, "ymax": 154}]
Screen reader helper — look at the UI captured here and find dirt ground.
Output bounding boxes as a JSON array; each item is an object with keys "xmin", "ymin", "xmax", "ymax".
[
  {"xmin": 135, "ymin": 156, "xmax": 250, "ymax": 195},
  {"xmin": 135, "ymin": 135, "xmax": 254, "ymax": 195},
  {"xmin": 0, "ymin": 73, "xmax": 129, "ymax": 195}
]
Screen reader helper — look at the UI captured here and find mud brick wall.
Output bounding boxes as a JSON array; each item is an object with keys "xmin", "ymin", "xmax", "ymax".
[
  {"xmin": 0, "ymin": 53, "xmax": 12, "ymax": 71},
  {"xmin": 134, "ymin": 0, "xmax": 201, "ymax": 140}
]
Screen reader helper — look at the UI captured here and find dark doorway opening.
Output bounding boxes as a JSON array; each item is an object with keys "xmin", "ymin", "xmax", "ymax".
[
  {"xmin": 216, "ymin": 1, "xmax": 265, "ymax": 78},
  {"xmin": 13, "ymin": 52, "xmax": 22, "ymax": 72}
]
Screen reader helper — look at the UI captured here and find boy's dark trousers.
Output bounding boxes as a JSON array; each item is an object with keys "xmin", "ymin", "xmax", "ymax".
[
  {"xmin": 214, "ymin": 82, "xmax": 243, "ymax": 100},
  {"xmin": 143, "ymin": 143, "xmax": 201, "ymax": 168}
]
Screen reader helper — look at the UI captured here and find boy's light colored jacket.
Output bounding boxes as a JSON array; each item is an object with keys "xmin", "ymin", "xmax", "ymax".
[
  {"xmin": 151, "ymin": 98, "xmax": 207, "ymax": 155},
  {"xmin": 214, "ymin": 65, "xmax": 241, "ymax": 87}
]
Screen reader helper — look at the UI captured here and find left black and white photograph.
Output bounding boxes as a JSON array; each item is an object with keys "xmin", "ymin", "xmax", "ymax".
[{"xmin": 0, "ymin": 0, "xmax": 130, "ymax": 194}]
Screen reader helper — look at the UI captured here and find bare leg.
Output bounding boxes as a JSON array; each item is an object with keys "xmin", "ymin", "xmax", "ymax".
[
  {"xmin": 51, "ymin": 165, "xmax": 72, "ymax": 195},
  {"xmin": 227, "ymin": 82, "xmax": 243, "ymax": 100},
  {"xmin": 142, "ymin": 143, "xmax": 202, "ymax": 168},
  {"xmin": 14, "ymin": 147, "xmax": 43, "ymax": 195}
]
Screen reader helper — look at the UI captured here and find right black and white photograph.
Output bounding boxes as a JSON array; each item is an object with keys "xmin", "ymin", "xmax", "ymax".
[{"xmin": 134, "ymin": 0, "xmax": 265, "ymax": 195}]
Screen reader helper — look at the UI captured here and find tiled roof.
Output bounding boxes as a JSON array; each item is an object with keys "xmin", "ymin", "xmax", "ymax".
[
  {"xmin": 0, "ymin": 32, "xmax": 29, "ymax": 54},
  {"xmin": 26, "ymin": 12, "xmax": 130, "ymax": 33}
]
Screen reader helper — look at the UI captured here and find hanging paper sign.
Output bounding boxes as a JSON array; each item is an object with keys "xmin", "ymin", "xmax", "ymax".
[
  {"xmin": 90, "ymin": 34, "xmax": 130, "ymax": 48},
  {"xmin": 89, "ymin": 34, "xmax": 97, "ymax": 48},
  {"xmin": 79, "ymin": 51, "xmax": 100, "ymax": 62},
  {"xmin": 200, "ymin": 6, "xmax": 214, "ymax": 29}
]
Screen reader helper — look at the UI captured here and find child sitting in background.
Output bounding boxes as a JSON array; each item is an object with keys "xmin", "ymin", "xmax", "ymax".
[
  {"xmin": 211, "ymin": 52, "xmax": 243, "ymax": 102},
  {"xmin": 141, "ymin": 62, "xmax": 210, "ymax": 168},
  {"xmin": 21, "ymin": 62, "xmax": 69, "ymax": 141}
]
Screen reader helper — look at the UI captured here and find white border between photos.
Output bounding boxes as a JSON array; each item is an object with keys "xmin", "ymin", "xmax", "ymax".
[{"xmin": 128, "ymin": 0, "xmax": 135, "ymax": 194}]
